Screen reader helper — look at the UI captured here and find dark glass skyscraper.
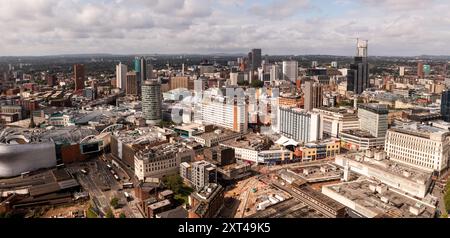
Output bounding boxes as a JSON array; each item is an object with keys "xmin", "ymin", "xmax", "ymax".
[
  {"xmin": 441, "ymin": 90, "xmax": 450, "ymax": 122},
  {"xmin": 134, "ymin": 57, "xmax": 147, "ymax": 96},
  {"xmin": 347, "ymin": 40, "xmax": 369, "ymax": 95},
  {"xmin": 251, "ymin": 48, "xmax": 262, "ymax": 71}
]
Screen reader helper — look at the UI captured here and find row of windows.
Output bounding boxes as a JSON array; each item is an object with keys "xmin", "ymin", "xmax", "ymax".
[
  {"xmin": 390, "ymin": 153, "xmax": 433, "ymax": 169},
  {"xmin": 145, "ymin": 163, "xmax": 177, "ymax": 173},
  {"xmin": 387, "ymin": 139, "xmax": 440, "ymax": 151},
  {"xmin": 386, "ymin": 145, "xmax": 438, "ymax": 159},
  {"xmin": 145, "ymin": 159, "xmax": 176, "ymax": 168}
]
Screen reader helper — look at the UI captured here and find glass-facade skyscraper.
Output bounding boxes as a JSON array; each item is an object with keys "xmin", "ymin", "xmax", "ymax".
[
  {"xmin": 441, "ymin": 90, "xmax": 450, "ymax": 122},
  {"xmin": 347, "ymin": 39, "xmax": 369, "ymax": 95},
  {"xmin": 134, "ymin": 57, "xmax": 147, "ymax": 96}
]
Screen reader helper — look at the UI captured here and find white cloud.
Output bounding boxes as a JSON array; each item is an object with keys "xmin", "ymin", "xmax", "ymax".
[
  {"xmin": 248, "ymin": 0, "xmax": 310, "ymax": 19},
  {"xmin": 0, "ymin": 0, "xmax": 448, "ymax": 56}
]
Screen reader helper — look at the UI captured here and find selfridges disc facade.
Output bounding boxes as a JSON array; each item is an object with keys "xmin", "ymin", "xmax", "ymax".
[{"xmin": 0, "ymin": 142, "xmax": 57, "ymax": 178}]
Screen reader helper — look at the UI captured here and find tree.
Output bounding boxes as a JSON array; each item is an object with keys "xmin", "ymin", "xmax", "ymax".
[
  {"xmin": 105, "ymin": 209, "xmax": 115, "ymax": 218},
  {"xmin": 86, "ymin": 206, "xmax": 98, "ymax": 218},
  {"xmin": 237, "ymin": 79, "xmax": 249, "ymax": 86},
  {"xmin": 251, "ymin": 80, "xmax": 264, "ymax": 88},
  {"xmin": 119, "ymin": 213, "xmax": 126, "ymax": 218},
  {"xmin": 110, "ymin": 197, "xmax": 120, "ymax": 209},
  {"xmin": 163, "ymin": 174, "xmax": 184, "ymax": 194}
]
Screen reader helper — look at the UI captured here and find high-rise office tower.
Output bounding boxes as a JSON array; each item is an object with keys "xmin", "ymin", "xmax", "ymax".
[
  {"xmin": 270, "ymin": 64, "xmax": 281, "ymax": 83},
  {"xmin": 423, "ymin": 64, "xmax": 431, "ymax": 77},
  {"xmin": 116, "ymin": 63, "xmax": 127, "ymax": 89},
  {"xmin": 312, "ymin": 61, "xmax": 318, "ymax": 68},
  {"xmin": 441, "ymin": 90, "xmax": 450, "ymax": 122},
  {"xmin": 358, "ymin": 104, "xmax": 388, "ymax": 138},
  {"xmin": 134, "ymin": 57, "xmax": 147, "ymax": 95},
  {"xmin": 74, "ymin": 64, "xmax": 85, "ymax": 91},
  {"xmin": 399, "ymin": 66, "xmax": 405, "ymax": 76},
  {"xmin": 142, "ymin": 80, "xmax": 162, "ymax": 125},
  {"xmin": 304, "ymin": 81, "xmax": 323, "ymax": 112},
  {"xmin": 126, "ymin": 71, "xmax": 138, "ymax": 96},
  {"xmin": 251, "ymin": 49, "xmax": 262, "ymax": 71},
  {"xmin": 147, "ymin": 62, "xmax": 154, "ymax": 79},
  {"xmin": 283, "ymin": 61, "xmax": 299, "ymax": 83},
  {"xmin": 347, "ymin": 39, "xmax": 369, "ymax": 95},
  {"xmin": 417, "ymin": 61, "xmax": 424, "ymax": 78},
  {"xmin": 46, "ymin": 74, "xmax": 57, "ymax": 87}
]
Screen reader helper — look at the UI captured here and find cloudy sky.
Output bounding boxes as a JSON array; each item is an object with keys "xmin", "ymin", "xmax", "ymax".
[{"xmin": 0, "ymin": 0, "xmax": 449, "ymax": 56}]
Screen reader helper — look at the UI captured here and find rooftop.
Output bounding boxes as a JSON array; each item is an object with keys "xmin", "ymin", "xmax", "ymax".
[
  {"xmin": 323, "ymin": 180, "xmax": 436, "ymax": 218},
  {"xmin": 194, "ymin": 128, "xmax": 241, "ymax": 140},
  {"xmin": 358, "ymin": 103, "xmax": 389, "ymax": 115},
  {"xmin": 289, "ymin": 163, "xmax": 343, "ymax": 183},
  {"xmin": 0, "ymin": 126, "xmax": 98, "ymax": 145},
  {"xmin": 194, "ymin": 183, "xmax": 223, "ymax": 202},
  {"xmin": 149, "ymin": 199, "xmax": 171, "ymax": 210},
  {"xmin": 221, "ymin": 133, "xmax": 270, "ymax": 151},
  {"xmin": 135, "ymin": 142, "xmax": 188, "ymax": 161},
  {"xmin": 341, "ymin": 129, "xmax": 376, "ymax": 138},
  {"xmin": 248, "ymin": 198, "xmax": 325, "ymax": 218},
  {"xmin": 113, "ymin": 127, "xmax": 168, "ymax": 146},
  {"xmin": 338, "ymin": 151, "xmax": 432, "ymax": 184},
  {"xmin": 156, "ymin": 206, "xmax": 188, "ymax": 218},
  {"xmin": 390, "ymin": 123, "xmax": 450, "ymax": 139}
]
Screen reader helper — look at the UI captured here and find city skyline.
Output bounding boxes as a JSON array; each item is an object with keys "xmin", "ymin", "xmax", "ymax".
[{"xmin": 1, "ymin": 0, "xmax": 450, "ymax": 56}]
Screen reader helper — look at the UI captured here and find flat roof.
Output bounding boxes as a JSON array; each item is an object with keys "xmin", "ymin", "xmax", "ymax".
[
  {"xmin": 391, "ymin": 123, "xmax": 449, "ymax": 138},
  {"xmin": 221, "ymin": 133, "xmax": 269, "ymax": 151},
  {"xmin": 289, "ymin": 163, "xmax": 342, "ymax": 183},
  {"xmin": 339, "ymin": 152, "xmax": 432, "ymax": 183},
  {"xmin": 149, "ymin": 199, "xmax": 171, "ymax": 210},
  {"xmin": 194, "ymin": 129, "xmax": 240, "ymax": 140},
  {"xmin": 341, "ymin": 129, "xmax": 376, "ymax": 138},
  {"xmin": 358, "ymin": 104, "xmax": 389, "ymax": 114},
  {"xmin": 248, "ymin": 199, "xmax": 325, "ymax": 218},
  {"xmin": 324, "ymin": 180, "xmax": 435, "ymax": 218}
]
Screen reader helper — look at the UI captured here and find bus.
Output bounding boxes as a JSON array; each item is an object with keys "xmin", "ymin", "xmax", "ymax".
[
  {"xmin": 122, "ymin": 183, "xmax": 134, "ymax": 189},
  {"xmin": 124, "ymin": 192, "xmax": 132, "ymax": 201},
  {"xmin": 21, "ymin": 171, "xmax": 31, "ymax": 178}
]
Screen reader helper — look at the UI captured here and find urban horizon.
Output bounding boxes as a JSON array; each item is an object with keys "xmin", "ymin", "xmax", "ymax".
[{"xmin": 1, "ymin": 0, "xmax": 450, "ymax": 232}]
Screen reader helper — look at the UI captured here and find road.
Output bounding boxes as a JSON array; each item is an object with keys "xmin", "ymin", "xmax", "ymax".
[
  {"xmin": 259, "ymin": 158, "xmax": 336, "ymax": 174},
  {"xmin": 67, "ymin": 158, "xmax": 144, "ymax": 218}
]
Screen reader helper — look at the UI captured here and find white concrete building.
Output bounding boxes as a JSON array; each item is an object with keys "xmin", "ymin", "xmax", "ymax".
[
  {"xmin": 270, "ymin": 64, "xmax": 281, "ymax": 83},
  {"xmin": 278, "ymin": 107, "xmax": 321, "ymax": 143},
  {"xmin": 313, "ymin": 108, "xmax": 360, "ymax": 138},
  {"xmin": 163, "ymin": 88, "xmax": 191, "ymax": 101},
  {"xmin": 358, "ymin": 104, "xmax": 389, "ymax": 138},
  {"xmin": 180, "ymin": 160, "xmax": 217, "ymax": 191},
  {"xmin": 385, "ymin": 123, "xmax": 450, "ymax": 173},
  {"xmin": 134, "ymin": 143, "xmax": 195, "ymax": 181},
  {"xmin": 116, "ymin": 63, "xmax": 127, "ymax": 89},
  {"xmin": 334, "ymin": 150, "xmax": 433, "ymax": 198},
  {"xmin": 201, "ymin": 100, "xmax": 248, "ymax": 133},
  {"xmin": 282, "ymin": 61, "xmax": 298, "ymax": 82},
  {"xmin": 221, "ymin": 134, "xmax": 293, "ymax": 164}
]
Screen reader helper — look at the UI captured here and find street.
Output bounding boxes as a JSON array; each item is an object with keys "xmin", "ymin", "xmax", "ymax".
[{"xmin": 66, "ymin": 158, "xmax": 144, "ymax": 218}]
